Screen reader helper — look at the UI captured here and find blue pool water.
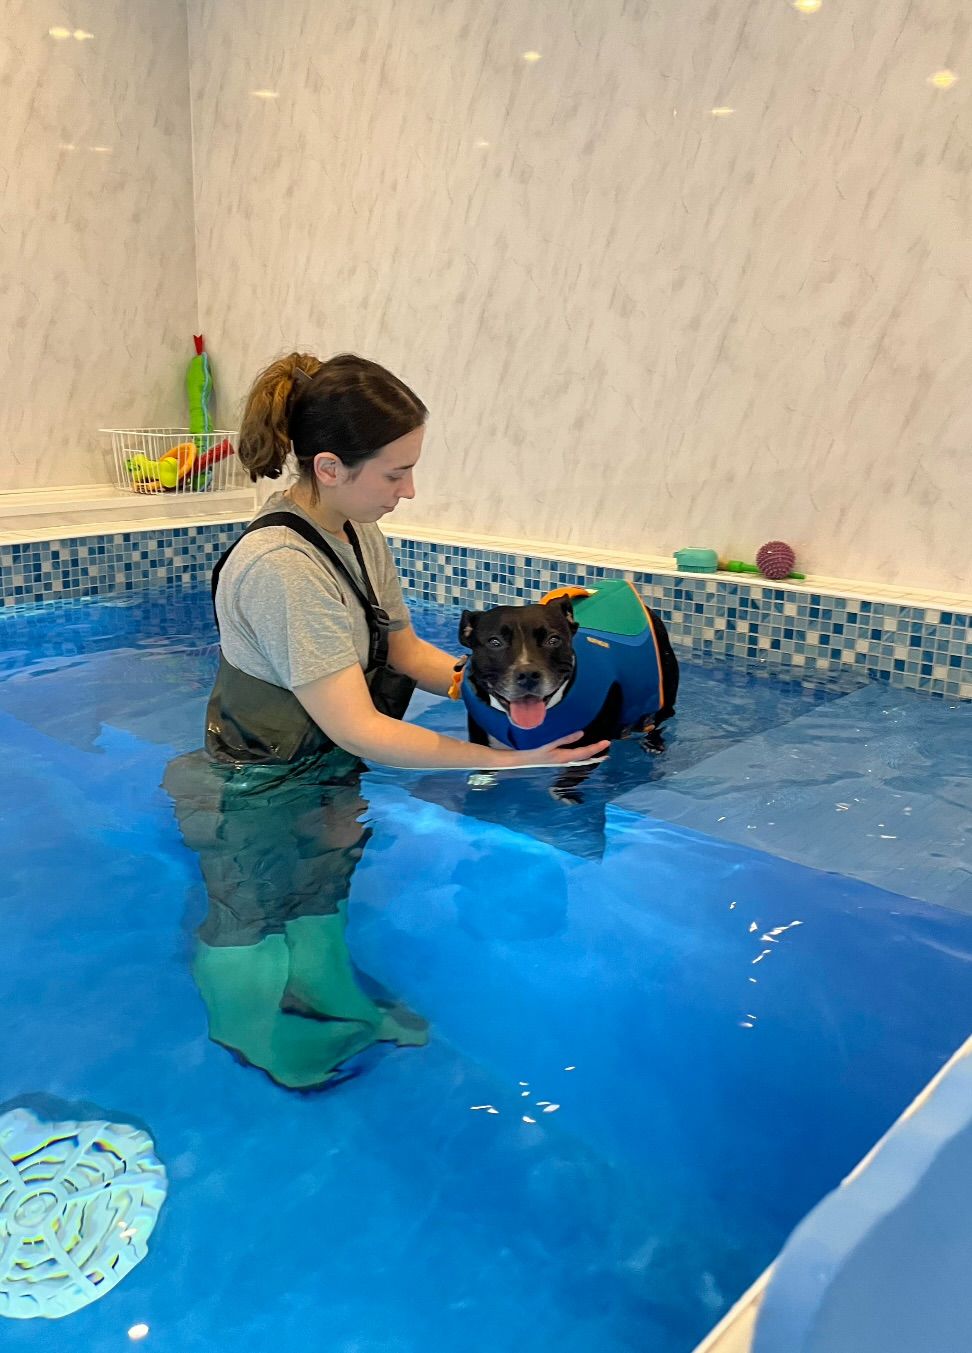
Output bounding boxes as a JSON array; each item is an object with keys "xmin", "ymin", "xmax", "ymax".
[{"xmin": 1, "ymin": 590, "xmax": 970, "ymax": 1351}]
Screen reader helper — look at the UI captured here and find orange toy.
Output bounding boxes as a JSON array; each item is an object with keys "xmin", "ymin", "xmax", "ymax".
[{"xmin": 157, "ymin": 442, "xmax": 197, "ymax": 489}]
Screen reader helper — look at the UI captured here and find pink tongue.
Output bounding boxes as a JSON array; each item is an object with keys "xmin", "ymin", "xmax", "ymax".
[{"xmin": 508, "ymin": 696, "xmax": 547, "ymax": 730}]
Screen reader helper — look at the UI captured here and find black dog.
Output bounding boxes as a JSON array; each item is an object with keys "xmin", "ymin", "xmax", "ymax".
[{"xmin": 459, "ymin": 594, "xmax": 679, "ymax": 801}]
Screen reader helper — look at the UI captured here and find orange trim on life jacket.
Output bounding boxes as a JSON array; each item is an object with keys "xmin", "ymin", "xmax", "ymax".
[
  {"xmin": 640, "ymin": 601, "xmax": 666, "ymax": 712},
  {"xmin": 539, "ymin": 585, "xmax": 593, "ymax": 606}
]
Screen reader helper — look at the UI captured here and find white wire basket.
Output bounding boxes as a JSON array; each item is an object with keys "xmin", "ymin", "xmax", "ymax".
[{"xmin": 102, "ymin": 427, "xmax": 246, "ymax": 495}]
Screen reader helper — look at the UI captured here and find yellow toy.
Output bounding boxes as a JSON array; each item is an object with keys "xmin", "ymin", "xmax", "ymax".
[
  {"xmin": 158, "ymin": 441, "xmax": 197, "ymax": 488},
  {"xmin": 126, "ymin": 442, "xmax": 197, "ymax": 492}
]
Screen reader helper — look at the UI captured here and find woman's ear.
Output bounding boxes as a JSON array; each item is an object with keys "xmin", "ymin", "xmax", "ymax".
[{"xmin": 312, "ymin": 452, "xmax": 342, "ymax": 485}]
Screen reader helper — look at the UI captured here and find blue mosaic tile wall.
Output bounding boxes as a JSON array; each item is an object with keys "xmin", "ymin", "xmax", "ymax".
[
  {"xmin": 1, "ymin": 526, "xmax": 969, "ymax": 700},
  {"xmin": 0, "ymin": 525, "xmax": 244, "ymax": 607}
]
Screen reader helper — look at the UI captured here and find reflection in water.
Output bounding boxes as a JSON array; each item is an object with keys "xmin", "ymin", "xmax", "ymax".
[{"xmin": 163, "ymin": 748, "xmax": 428, "ymax": 1090}]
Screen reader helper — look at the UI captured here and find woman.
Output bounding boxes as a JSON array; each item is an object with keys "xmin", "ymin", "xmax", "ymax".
[
  {"xmin": 205, "ymin": 350, "xmax": 608, "ymax": 770},
  {"xmin": 166, "ymin": 352, "xmax": 604, "ymax": 1090}
]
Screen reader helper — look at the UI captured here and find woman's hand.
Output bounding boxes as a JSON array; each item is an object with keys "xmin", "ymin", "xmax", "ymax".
[{"xmin": 505, "ymin": 731, "xmax": 611, "ymax": 769}]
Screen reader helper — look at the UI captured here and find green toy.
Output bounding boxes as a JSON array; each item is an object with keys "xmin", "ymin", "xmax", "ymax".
[
  {"xmin": 125, "ymin": 452, "xmax": 161, "ymax": 489},
  {"xmin": 674, "ymin": 547, "xmax": 719, "ymax": 573},
  {"xmin": 187, "ymin": 334, "xmax": 214, "ymax": 450},
  {"xmin": 725, "ymin": 559, "xmax": 805, "ymax": 581}
]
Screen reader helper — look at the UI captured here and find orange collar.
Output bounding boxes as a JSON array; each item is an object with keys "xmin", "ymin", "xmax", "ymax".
[{"xmin": 447, "ymin": 658, "xmax": 467, "ymax": 701}]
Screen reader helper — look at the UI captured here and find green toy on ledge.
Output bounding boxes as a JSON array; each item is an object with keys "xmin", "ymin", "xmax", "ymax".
[
  {"xmin": 674, "ymin": 542, "xmax": 805, "ymax": 581},
  {"xmin": 187, "ymin": 334, "xmax": 214, "ymax": 450}
]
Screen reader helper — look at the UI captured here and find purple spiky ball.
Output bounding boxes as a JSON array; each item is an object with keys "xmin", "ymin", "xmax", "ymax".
[{"xmin": 756, "ymin": 540, "xmax": 796, "ymax": 580}]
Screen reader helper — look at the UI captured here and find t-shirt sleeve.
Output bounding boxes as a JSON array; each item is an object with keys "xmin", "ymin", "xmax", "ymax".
[
  {"xmin": 235, "ymin": 549, "xmax": 360, "ymax": 689},
  {"xmin": 377, "ymin": 533, "xmax": 411, "ymax": 632}
]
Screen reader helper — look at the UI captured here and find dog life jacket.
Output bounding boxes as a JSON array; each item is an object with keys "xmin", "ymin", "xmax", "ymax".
[{"xmin": 461, "ymin": 578, "xmax": 667, "ymax": 751}]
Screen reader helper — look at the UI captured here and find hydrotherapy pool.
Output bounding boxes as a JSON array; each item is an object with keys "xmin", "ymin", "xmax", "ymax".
[{"xmin": 0, "ymin": 588, "xmax": 970, "ymax": 1352}]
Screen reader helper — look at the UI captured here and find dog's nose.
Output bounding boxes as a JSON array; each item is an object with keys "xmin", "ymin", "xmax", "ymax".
[{"xmin": 515, "ymin": 669, "xmax": 542, "ymax": 691}]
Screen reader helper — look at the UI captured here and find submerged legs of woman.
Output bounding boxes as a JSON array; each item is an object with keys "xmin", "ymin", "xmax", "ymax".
[{"xmin": 163, "ymin": 748, "xmax": 428, "ymax": 1090}]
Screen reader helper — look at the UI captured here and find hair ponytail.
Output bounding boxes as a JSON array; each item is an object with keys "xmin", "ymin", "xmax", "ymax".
[{"xmin": 237, "ymin": 352, "xmax": 321, "ymax": 481}]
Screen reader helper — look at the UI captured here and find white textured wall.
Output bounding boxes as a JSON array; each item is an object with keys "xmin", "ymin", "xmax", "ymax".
[
  {"xmin": 5, "ymin": 1, "xmax": 969, "ymax": 590},
  {"xmin": 0, "ymin": 1, "xmax": 197, "ymax": 489},
  {"xmin": 188, "ymin": 0, "xmax": 972, "ymax": 591}
]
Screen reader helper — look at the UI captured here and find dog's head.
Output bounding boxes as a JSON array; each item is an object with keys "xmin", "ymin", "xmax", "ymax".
[{"xmin": 459, "ymin": 596, "xmax": 578, "ymax": 731}]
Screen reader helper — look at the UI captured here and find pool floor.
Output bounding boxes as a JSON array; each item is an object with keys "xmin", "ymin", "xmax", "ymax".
[{"xmin": 1, "ymin": 590, "xmax": 970, "ymax": 1351}]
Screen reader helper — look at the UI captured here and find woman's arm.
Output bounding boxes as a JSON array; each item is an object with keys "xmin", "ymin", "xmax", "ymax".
[
  {"xmin": 294, "ymin": 664, "xmax": 609, "ymax": 771},
  {"xmin": 386, "ymin": 624, "xmax": 460, "ymax": 697}
]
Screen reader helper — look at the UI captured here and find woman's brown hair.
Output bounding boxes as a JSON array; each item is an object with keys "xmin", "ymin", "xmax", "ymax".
[{"xmin": 237, "ymin": 352, "xmax": 427, "ymax": 487}]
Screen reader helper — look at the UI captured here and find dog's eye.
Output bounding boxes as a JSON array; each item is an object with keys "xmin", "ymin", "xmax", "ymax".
[
  {"xmin": 544, "ymin": 635, "xmax": 563, "ymax": 647},
  {"xmin": 487, "ymin": 636, "xmax": 504, "ymax": 649}
]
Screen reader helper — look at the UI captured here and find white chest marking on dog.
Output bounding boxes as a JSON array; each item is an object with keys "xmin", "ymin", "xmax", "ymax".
[{"xmin": 544, "ymin": 678, "xmax": 570, "ymax": 710}]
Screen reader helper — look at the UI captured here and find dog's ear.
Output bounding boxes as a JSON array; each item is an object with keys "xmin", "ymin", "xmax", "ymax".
[
  {"xmin": 458, "ymin": 609, "xmax": 480, "ymax": 648},
  {"xmin": 545, "ymin": 595, "xmax": 579, "ymax": 634}
]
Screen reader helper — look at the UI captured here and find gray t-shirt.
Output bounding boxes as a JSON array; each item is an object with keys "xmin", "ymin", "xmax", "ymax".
[{"xmin": 214, "ymin": 491, "xmax": 410, "ymax": 689}]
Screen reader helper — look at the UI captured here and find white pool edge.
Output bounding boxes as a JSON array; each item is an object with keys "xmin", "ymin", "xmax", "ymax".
[
  {"xmin": 0, "ymin": 483, "xmax": 256, "ymax": 543},
  {"xmin": 692, "ymin": 1033, "xmax": 972, "ymax": 1352}
]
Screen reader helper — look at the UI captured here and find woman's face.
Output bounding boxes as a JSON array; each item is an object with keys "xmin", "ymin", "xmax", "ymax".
[{"xmin": 315, "ymin": 425, "xmax": 423, "ymax": 524}]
